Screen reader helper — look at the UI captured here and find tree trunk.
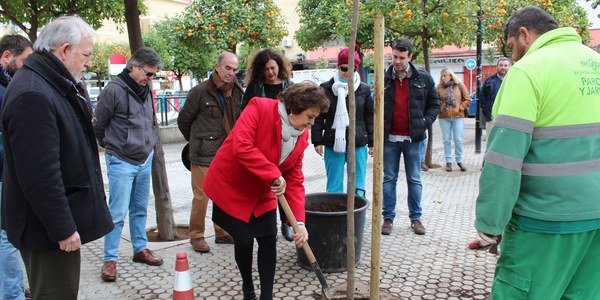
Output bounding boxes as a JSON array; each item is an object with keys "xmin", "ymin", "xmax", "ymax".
[
  {"xmin": 124, "ymin": 0, "xmax": 143, "ymax": 53},
  {"xmin": 124, "ymin": 0, "xmax": 176, "ymax": 240},
  {"xmin": 421, "ymin": 28, "xmax": 435, "ymax": 168}
]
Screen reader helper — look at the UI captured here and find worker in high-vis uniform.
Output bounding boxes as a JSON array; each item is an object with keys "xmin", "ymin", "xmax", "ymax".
[{"xmin": 474, "ymin": 6, "xmax": 600, "ymax": 299}]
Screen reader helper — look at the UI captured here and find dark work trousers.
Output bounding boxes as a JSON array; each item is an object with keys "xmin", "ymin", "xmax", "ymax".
[{"xmin": 20, "ymin": 248, "xmax": 80, "ymax": 300}]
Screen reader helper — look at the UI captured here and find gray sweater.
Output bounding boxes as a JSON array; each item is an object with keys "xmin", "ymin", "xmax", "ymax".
[{"xmin": 93, "ymin": 77, "xmax": 157, "ymax": 164}]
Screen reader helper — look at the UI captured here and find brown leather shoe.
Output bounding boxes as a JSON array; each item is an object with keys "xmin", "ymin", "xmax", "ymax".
[
  {"xmin": 457, "ymin": 162, "xmax": 467, "ymax": 172},
  {"xmin": 381, "ymin": 219, "xmax": 393, "ymax": 235},
  {"xmin": 101, "ymin": 261, "xmax": 117, "ymax": 282},
  {"xmin": 215, "ymin": 234, "xmax": 234, "ymax": 244},
  {"xmin": 133, "ymin": 249, "xmax": 163, "ymax": 266},
  {"xmin": 411, "ymin": 220, "xmax": 426, "ymax": 235},
  {"xmin": 190, "ymin": 237, "xmax": 210, "ymax": 253}
]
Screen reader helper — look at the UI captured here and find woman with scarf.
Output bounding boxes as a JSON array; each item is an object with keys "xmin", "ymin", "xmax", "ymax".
[
  {"xmin": 436, "ymin": 67, "xmax": 471, "ymax": 172},
  {"xmin": 203, "ymin": 82, "xmax": 329, "ymax": 300},
  {"xmin": 242, "ymin": 48, "xmax": 295, "ymax": 241},
  {"xmin": 311, "ymin": 46, "xmax": 374, "ymax": 193}
]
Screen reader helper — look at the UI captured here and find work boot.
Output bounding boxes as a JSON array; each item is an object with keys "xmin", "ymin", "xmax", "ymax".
[
  {"xmin": 101, "ymin": 261, "xmax": 117, "ymax": 282},
  {"xmin": 281, "ymin": 224, "xmax": 293, "ymax": 241},
  {"xmin": 381, "ymin": 219, "xmax": 393, "ymax": 235},
  {"xmin": 411, "ymin": 220, "xmax": 426, "ymax": 235},
  {"xmin": 190, "ymin": 237, "xmax": 210, "ymax": 253}
]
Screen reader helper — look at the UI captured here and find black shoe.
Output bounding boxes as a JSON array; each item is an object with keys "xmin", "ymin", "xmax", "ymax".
[
  {"xmin": 281, "ymin": 224, "xmax": 293, "ymax": 241},
  {"xmin": 244, "ymin": 292, "xmax": 258, "ymax": 300}
]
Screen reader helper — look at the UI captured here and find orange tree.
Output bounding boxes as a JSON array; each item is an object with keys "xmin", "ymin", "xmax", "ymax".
[
  {"xmin": 175, "ymin": 0, "xmax": 288, "ymax": 53},
  {"xmin": 90, "ymin": 42, "xmax": 130, "ymax": 88},
  {"xmin": 144, "ymin": 17, "xmax": 218, "ymax": 89},
  {"xmin": 0, "ymin": 1, "xmax": 145, "ymax": 43},
  {"xmin": 479, "ymin": 0, "xmax": 590, "ymax": 56}
]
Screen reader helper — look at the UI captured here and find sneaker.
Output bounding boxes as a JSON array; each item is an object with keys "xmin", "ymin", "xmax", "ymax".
[
  {"xmin": 381, "ymin": 219, "xmax": 393, "ymax": 235},
  {"xmin": 411, "ymin": 220, "xmax": 426, "ymax": 235}
]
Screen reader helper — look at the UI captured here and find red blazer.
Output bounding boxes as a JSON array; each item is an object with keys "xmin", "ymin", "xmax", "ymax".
[{"xmin": 203, "ymin": 97, "xmax": 307, "ymax": 223}]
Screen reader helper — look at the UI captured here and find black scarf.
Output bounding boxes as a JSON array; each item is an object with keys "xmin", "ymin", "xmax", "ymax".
[
  {"xmin": 117, "ymin": 68, "xmax": 150, "ymax": 103},
  {"xmin": 41, "ymin": 52, "xmax": 92, "ymax": 113}
]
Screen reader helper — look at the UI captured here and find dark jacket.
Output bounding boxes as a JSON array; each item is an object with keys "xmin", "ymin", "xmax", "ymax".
[
  {"xmin": 479, "ymin": 73, "xmax": 503, "ymax": 121},
  {"xmin": 0, "ymin": 67, "xmax": 9, "ymax": 182},
  {"xmin": 93, "ymin": 77, "xmax": 157, "ymax": 164},
  {"xmin": 312, "ymin": 78, "xmax": 374, "ymax": 148},
  {"xmin": 383, "ymin": 63, "xmax": 440, "ymax": 142},
  {"xmin": 1, "ymin": 52, "xmax": 113, "ymax": 250},
  {"xmin": 178, "ymin": 78, "xmax": 243, "ymax": 166},
  {"xmin": 241, "ymin": 79, "xmax": 292, "ymax": 109}
]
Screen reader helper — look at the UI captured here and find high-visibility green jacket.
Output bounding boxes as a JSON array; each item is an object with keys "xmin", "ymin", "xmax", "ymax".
[{"xmin": 475, "ymin": 27, "xmax": 600, "ymax": 236}]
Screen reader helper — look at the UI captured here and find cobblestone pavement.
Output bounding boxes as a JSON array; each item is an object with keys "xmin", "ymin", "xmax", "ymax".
[{"xmin": 76, "ymin": 118, "xmax": 498, "ymax": 299}]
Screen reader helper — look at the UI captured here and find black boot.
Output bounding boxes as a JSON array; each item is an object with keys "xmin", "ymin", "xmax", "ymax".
[
  {"xmin": 244, "ymin": 292, "xmax": 258, "ymax": 300},
  {"xmin": 281, "ymin": 223, "xmax": 293, "ymax": 242}
]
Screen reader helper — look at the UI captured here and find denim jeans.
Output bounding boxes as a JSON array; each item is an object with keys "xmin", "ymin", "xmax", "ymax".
[
  {"xmin": 419, "ymin": 130, "xmax": 428, "ymax": 163},
  {"xmin": 0, "ymin": 182, "xmax": 25, "ymax": 300},
  {"xmin": 103, "ymin": 152, "xmax": 153, "ymax": 261},
  {"xmin": 382, "ymin": 139, "xmax": 423, "ymax": 221},
  {"xmin": 323, "ymin": 145, "xmax": 368, "ymax": 193},
  {"xmin": 439, "ymin": 118, "xmax": 465, "ymax": 163},
  {"xmin": 0, "ymin": 230, "xmax": 24, "ymax": 300}
]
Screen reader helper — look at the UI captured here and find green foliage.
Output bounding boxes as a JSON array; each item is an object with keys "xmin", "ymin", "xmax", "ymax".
[
  {"xmin": 0, "ymin": 0, "xmax": 146, "ymax": 42},
  {"xmin": 144, "ymin": 17, "xmax": 218, "ymax": 88},
  {"xmin": 316, "ymin": 56, "xmax": 330, "ymax": 68},
  {"xmin": 362, "ymin": 52, "xmax": 374, "ymax": 69},
  {"xmin": 176, "ymin": 0, "xmax": 288, "ymax": 53},
  {"xmin": 90, "ymin": 42, "xmax": 130, "ymax": 81}
]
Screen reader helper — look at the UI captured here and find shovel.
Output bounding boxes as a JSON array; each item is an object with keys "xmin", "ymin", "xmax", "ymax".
[{"xmin": 272, "ymin": 179, "xmax": 331, "ymax": 299}]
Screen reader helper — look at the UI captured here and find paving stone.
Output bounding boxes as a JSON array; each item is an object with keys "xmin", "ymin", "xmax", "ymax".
[{"xmin": 74, "ymin": 119, "xmax": 497, "ymax": 299}]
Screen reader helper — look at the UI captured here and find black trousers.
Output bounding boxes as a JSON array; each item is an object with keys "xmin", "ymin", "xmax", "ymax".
[{"xmin": 20, "ymin": 248, "xmax": 80, "ymax": 300}]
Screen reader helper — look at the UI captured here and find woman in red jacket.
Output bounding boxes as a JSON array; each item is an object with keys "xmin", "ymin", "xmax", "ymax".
[{"xmin": 203, "ymin": 82, "xmax": 329, "ymax": 300}]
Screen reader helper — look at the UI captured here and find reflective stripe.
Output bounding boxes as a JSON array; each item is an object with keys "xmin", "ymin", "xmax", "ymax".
[
  {"xmin": 494, "ymin": 115, "xmax": 535, "ymax": 134},
  {"xmin": 533, "ymin": 123, "xmax": 600, "ymax": 139},
  {"xmin": 487, "ymin": 151, "xmax": 600, "ymax": 176},
  {"xmin": 485, "ymin": 151, "xmax": 524, "ymax": 171},
  {"xmin": 522, "ymin": 157, "xmax": 600, "ymax": 176}
]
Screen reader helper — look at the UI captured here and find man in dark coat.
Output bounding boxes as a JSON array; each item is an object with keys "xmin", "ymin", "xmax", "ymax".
[
  {"xmin": 1, "ymin": 16, "xmax": 113, "ymax": 300},
  {"xmin": 381, "ymin": 38, "xmax": 440, "ymax": 236}
]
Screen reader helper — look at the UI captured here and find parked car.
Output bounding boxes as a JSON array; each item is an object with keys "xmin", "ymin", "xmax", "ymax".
[{"xmin": 467, "ymin": 92, "xmax": 477, "ymax": 118}]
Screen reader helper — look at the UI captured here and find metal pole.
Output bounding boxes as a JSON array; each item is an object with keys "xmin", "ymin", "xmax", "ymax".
[{"xmin": 475, "ymin": 0, "xmax": 483, "ymax": 153}]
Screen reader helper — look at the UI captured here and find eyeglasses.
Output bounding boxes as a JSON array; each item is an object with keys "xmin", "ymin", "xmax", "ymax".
[
  {"xmin": 138, "ymin": 65, "xmax": 157, "ymax": 78},
  {"xmin": 339, "ymin": 66, "xmax": 356, "ymax": 73}
]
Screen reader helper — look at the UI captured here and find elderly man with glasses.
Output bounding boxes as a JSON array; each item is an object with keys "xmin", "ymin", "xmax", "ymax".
[{"xmin": 93, "ymin": 47, "xmax": 164, "ymax": 282}]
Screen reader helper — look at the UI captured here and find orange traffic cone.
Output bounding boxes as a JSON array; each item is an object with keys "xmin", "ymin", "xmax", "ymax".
[{"xmin": 173, "ymin": 251, "xmax": 194, "ymax": 300}]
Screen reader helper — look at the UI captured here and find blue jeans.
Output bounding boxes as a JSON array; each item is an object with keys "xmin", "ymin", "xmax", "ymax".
[
  {"xmin": 103, "ymin": 152, "xmax": 153, "ymax": 261},
  {"xmin": 0, "ymin": 230, "xmax": 24, "ymax": 300},
  {"xmin": 323, "ymin": 145, "xmax": 368, "ymax": 193},
  {"xmin": 0, "ymin": 182, "xmax": 24, "ymax": 300},
  {"xmin": 382, "ymin": 139, "xmax": 423, "ymax": 221},
  {"xmin": 419, "ymin": 130, "xmax": 428, "ymax": 163},
  {"xmin": 439, "ymin": 118, "xmax": 465, "ymax": 163}
]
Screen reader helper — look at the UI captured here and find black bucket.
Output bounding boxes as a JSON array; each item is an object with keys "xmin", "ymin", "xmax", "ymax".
[{"xmin": 296, "ymin": 192, "xmax": 369, "ymax": 273}]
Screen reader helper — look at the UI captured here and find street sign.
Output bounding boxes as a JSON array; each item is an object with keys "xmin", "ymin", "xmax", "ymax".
[{"xmin": 465, "ymin": 59, "xmax": 476, "ymax": 70}]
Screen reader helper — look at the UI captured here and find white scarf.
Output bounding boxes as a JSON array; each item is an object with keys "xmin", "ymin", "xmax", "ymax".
[
  {"xmin": 331, "ymin": 70, "xmax": 360, "ymax": 152},
  {"xmin": 278, "ymin": 102, "xmax": 304, "ymax": 164}
]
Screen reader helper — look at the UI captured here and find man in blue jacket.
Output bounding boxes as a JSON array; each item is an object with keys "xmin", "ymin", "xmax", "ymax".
[
  {"xmin": 382, "ymin": 38, "xmax": 440, "ymax": 236},
  {"xmin": 480, "ymin": 57, "xmax": 510, "ymax": 137},
  {"xmin": 0, "ymin": 34, "xmax": 32, "ymax": 300}
]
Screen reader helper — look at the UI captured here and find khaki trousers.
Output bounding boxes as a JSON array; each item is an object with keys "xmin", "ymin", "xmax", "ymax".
[{"xmin": 190, "ymin": 163, "xmax": 229, "ymax": 239}]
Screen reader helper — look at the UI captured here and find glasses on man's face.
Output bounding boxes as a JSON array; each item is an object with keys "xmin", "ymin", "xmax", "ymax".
[
  {"xmin": 139, "ymin": 65, "xmax": 157, "ymax": 78},
  {"xmin": 339, "ymin": 66, "xmax": 356, "ymax": 73}
]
